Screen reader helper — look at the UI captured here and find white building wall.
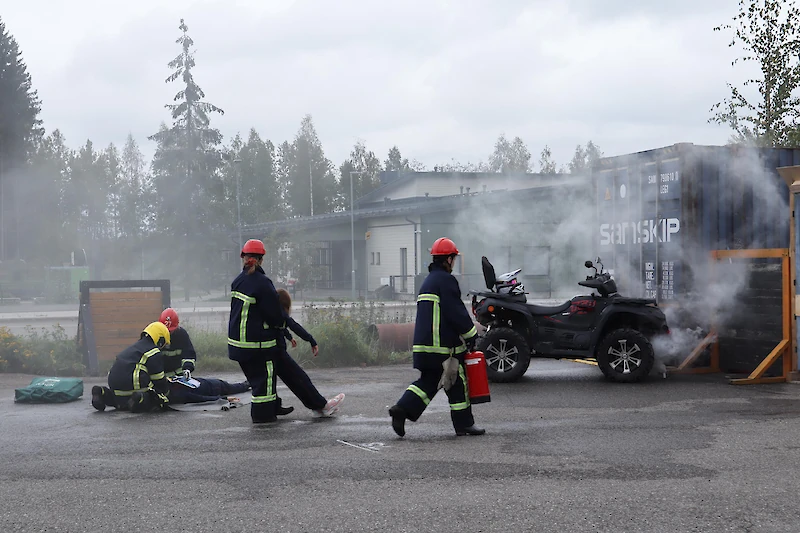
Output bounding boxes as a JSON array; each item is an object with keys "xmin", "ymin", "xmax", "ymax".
[{"xmin": 365, "ymin": 216, "xmax": 419, "ymax": 293}]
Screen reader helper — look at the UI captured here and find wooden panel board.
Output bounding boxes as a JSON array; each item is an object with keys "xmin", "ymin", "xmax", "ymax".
[
  {"xmin": 89, "ymin": 291, "xmax": 162, "ymax": 301},
  {"xmin": 89, "ymin": 289, "xmax": 165, "ymax": 362},
  {"xmin": 90, "ymin": 311, "xmax": 159, "ymax": 325}
]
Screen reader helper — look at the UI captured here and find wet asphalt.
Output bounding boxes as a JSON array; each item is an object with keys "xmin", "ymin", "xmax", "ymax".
[{"xmin": 2, "ymin": 360, "xmax": 800, "ymax": 533}]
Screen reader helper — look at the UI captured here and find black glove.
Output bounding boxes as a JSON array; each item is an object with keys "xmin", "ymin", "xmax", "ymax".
[{"xmin": 182, "ymin": 361, "xmax": 196, "ymax": 373}]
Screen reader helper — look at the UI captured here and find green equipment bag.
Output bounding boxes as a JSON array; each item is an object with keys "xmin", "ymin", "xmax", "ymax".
[{"xmin": 14, "ymin": 377, "xmax": 84, "ymax": 404}]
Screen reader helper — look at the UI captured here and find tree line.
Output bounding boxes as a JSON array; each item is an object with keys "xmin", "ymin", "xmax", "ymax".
[{"xmin": 1, "ymin": 0, "xmax": 794, "ymax": 296}]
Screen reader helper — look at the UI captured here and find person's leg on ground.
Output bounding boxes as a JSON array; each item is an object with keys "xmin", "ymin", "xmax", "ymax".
[
  {"xmin": 275, "ymin": 350, "xmax": 327, "ymax": 411},
  {"xmin": 445, "ymin": 364, "xmax": 484, "ymax": 436}
]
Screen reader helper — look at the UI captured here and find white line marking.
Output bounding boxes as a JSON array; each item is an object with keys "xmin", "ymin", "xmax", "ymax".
[{"xmin": 337, "ymin": 439, "xmax": 380, "ymax": 453}]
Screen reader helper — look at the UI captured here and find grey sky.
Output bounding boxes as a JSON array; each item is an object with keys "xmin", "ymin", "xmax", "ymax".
[{"xmin": 4, "ymin": 0, "xmax": 748, "ymax": 169}]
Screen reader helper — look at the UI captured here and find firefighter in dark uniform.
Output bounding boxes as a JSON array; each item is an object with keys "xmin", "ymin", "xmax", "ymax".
[
  {"xmin": 158, "ymin": 307, "xmax": 197, "ymax": 378},
  {"xmin": 90, "ymin": 322, "xmax": 171, "ymax": 412},
  {"xmin": 228, "ymin": 239, "xmax": 285, "ymax": 424},
  {"xmin": 389, "ymin": 237, "xmax": 484, "ymax": 437}
]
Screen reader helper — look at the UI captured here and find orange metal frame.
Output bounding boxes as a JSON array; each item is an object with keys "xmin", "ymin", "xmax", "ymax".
[{"xmin": 672, "ymin": 248, "xmax": 793, "ymax": 385}]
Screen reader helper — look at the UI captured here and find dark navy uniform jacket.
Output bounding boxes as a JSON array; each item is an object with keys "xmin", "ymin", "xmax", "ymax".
[
  {"xmin": 281, "ymin": 316, "xmax": 317, "ymax": 347},
  {"xmin": 107, "ymin": 337, "xmax": 169, "ymax": 398},
  {"xmin": 228, "ymin": 265, "xmax": 288, "ymax": 362},
  {"xmin": 412, "ymin": 263, "xmax": 478, "ymax": 370},
  {"xmin": 161, "ymin": 326, "xmax": 197, "ymax": 376}
]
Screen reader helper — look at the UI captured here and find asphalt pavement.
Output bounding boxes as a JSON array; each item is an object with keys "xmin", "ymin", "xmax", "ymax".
[{"xmin": 2, "ymin": 360, "xmax": 800, "ymax": 532}]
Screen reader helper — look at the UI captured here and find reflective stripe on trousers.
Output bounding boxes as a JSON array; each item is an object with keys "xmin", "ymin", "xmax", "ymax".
[{"xmin": 251, "ymin": 360, "xmax": 276, "ymax": 403}]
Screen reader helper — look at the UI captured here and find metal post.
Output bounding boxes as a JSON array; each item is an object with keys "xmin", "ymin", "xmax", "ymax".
[
  {"xmin": 350, "ymin": 171, "xmax": 359, "ymax": 301},
  {"xmin": 309, "ymin": 142, "xmax": 314, "ymax": 217},
  {"xmin": 234, "ymin": 157, "xmax": 243, "ymax": 250}
]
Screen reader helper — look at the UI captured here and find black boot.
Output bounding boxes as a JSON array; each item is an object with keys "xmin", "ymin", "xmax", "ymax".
[
  {"xmin": 128, "ymin": 391, "xmax": 146, "ymax": 412},
  {"xmin": 389, "ymin": 405, "xmax": 406, "ymax": 437},
  {"xmin": 277, "ymin": 405, "xmax": 294, "ymax": 416},
  {"xmin": 91, "ymin": 386, "xmax": 106, "ymax": 412},
  {"xmin": 455, "ymin": 425, "xmax": 486, "ymax": 436}
]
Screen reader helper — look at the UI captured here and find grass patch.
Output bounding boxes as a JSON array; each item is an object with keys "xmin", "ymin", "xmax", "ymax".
[{"xmin": 0, "ymin": 302, "xmax": 414, "ymax": 377}]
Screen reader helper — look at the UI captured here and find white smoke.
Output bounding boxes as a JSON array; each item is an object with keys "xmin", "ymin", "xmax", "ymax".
[{"xmin": 453, "ymin": 146, "xmax": 790, "ymax": 377}]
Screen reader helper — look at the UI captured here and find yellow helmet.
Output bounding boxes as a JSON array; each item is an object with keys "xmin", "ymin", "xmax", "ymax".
[{"xmin": 142, "ymin": 321, "xmax": 170, "ymax": 348}]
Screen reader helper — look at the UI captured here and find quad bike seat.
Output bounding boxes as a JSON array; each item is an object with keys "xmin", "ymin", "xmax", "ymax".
[{"xmin": 526, "ymin": 300, "xmax": 571, "ymax": 315}]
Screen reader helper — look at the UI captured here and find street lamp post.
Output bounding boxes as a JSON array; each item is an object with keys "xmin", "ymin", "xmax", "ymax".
[
  {"xmin": 234, "ymin": 157, "xmax": 243, "ymax": 251},
  {"xmin": 349, "ymin": 171, "xmax": 362, "ymax": 301}
]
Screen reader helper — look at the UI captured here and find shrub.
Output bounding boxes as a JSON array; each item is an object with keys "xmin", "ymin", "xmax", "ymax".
[
  {"xmin": 0, "ymin": 326, "xmax": 84, "ymax": 376},
  {"xmin": 186, "ymin": 328, "xmax": 240, "ymax": 373}
]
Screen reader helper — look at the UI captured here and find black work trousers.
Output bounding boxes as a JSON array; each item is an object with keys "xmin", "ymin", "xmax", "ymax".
[
  {"xmin": 169, "ymin": 378, "xmax": 250, "ymax": 404},
  {"xmin": 395, "ymin": 362, "xmax": 475, "ymax": 430},
  {"xmin": 99, "ymin": 386, "xmax": 167, "ymax": 412},
  {"xmin": 275, "ymin": 339, "xmax": 326, "ymax": 411},
  {"xmin": 237, "ymin": 348, "xmax": 279, "ymax": 423}
]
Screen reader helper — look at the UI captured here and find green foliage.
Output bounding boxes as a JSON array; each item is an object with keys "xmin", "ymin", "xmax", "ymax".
[
  {"xmin": 567, "ymin": 141, "xmax": 603, "ymax": 174},
  {"xmin": 149, "ymin": 19, "xmax": 227, "ymax": 296},
  {"xmin": 384, "ymin": 146, "xmax": 410, "ymax": 172},
  {"xmin": 277, "ymin": 115, "xmax": 339, "ymax": 217},
  {"xmin": 0, "ymin": 326, "xmax": 84, "ymax": 376},
  {"xmin": 338, "ymin": 140, "xmax": 383, "ymax": 210},
  {"xmin": 0, "ymin": 16, "xmax": 44, "ymax": 261},
  {"xmin": 291, "ymin": 317, "xmax": 374, "ymax": 367},
  {"xmin": 184, "ymin": 328, "xmax": 240, "ymax": 373},
  {"xmin": 538, "ymin": 145, "xmax": 558, "ymax": 174},
  {"xmin": 0, "ymin": 17, "xmax": 42, "ymax": 166},
  {"xmin": 488, "ymin": 134, "xmax": 531, "ymax": 173},
  {"xmin": 710, "ymin": 0, "xmax": 800, "ymax": 146}
]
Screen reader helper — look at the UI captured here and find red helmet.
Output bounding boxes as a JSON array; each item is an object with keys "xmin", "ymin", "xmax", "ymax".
[
  {"xmin": 241, "ymin": 239, "xmax": 266, "ymax": 257},
  {"xmin": 159, "ymin": 307, "xmax": 179, "ymax": 332},
  {"xmin": 431, "ymin": 237, "xmax": 459, "ymax": 256}
]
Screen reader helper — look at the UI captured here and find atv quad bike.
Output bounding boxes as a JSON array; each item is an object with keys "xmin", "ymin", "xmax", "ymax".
[{"xmin": 469, "ymin": 256, "xmax": 670, "ymax": 383}]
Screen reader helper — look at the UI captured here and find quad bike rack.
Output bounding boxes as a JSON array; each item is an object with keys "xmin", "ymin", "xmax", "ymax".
[{"xmin": 672, "ymin": 248, "xmax": 793, "ymax": 385}]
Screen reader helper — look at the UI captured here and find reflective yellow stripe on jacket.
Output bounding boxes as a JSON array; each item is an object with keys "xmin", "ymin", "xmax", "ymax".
[
  {"xmin": 413, "ymin": 293, "xmax": 453, "ymax": 354},
  {"xmin": 228, "ymin": 291, "xmax": 278, "ymax": 349},
  {"xmin": 131, "ymin": 347, "xmax": 162, "ymax": 392}
]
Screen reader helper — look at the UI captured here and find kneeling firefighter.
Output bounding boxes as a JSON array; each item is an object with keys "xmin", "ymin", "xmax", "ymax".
[
  {"xmin": 389, "ymin": 237, "xmax": 485, "ymax": 437},
  {"xmin": 91, "ymin": 322, "xmax": 171, "ymax": 412}
]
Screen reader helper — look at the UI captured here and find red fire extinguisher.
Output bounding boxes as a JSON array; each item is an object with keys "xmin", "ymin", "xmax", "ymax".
[{"xmin": 465, "ymin": 350, "xmax": 491, "ymax": 404}]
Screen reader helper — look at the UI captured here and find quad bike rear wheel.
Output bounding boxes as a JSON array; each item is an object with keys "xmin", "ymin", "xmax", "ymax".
[
  {"xmin": 596, "ymin": 327, "xmax": 654, "ymax": 383},
  {"xmin": 477, "ymin": 327, "xmax": 531, "ymax": 383}
]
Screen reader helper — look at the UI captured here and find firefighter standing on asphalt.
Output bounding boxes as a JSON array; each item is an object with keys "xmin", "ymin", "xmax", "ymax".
[
  {"xmin": 90, "ymin": 322, "xmax": 171, "ymax": 412},
  {"xmin": 159, "ymin": 307, "xmax": 197, "ymax": 378},
  {"xmin": 389, "ymin": 237, "xmax": 485, "ymax": 437},
  {"xmin": 227, "ymin": 239, "xmax": 285, "ymax": 424}
]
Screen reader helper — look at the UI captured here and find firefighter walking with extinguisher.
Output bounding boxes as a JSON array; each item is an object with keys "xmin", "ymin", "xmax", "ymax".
[{"xmin": 389, "ymin": 237, "xmax": 485, "ymax": 437}]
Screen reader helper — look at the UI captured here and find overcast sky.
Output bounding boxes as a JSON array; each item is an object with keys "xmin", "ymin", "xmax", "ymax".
[{"xmin": 4, "ymin": 0, "xmax": 748, "ymax": 170}]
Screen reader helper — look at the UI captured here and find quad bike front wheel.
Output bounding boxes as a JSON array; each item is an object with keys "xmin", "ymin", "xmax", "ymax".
[
  {"xmin": 596, "ymin": 328, "xmax": 654, "ymax": 383},
  {"xmin": 477, "ymin": 327, "xmax": 531, "ymax": 383}
]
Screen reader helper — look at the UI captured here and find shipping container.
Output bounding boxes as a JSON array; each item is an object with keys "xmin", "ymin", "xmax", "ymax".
[{"xmin": 593, "ymin": 143, "xmax": 800, "ymax": 373}]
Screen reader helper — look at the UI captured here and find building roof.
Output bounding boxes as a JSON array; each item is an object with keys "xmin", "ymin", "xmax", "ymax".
[
  {"xmin": 357, "ymin": 169, "xmax": 558, "ymax": 207},
  {"xmin": 240, "ymin": 173, "xmax": 589, "ymax": 239}
]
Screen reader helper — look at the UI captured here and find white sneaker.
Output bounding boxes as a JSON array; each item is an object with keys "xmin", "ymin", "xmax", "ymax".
[{"xmin": 315, "ymin": 393, "xmax": 345, "ymax": 417}]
